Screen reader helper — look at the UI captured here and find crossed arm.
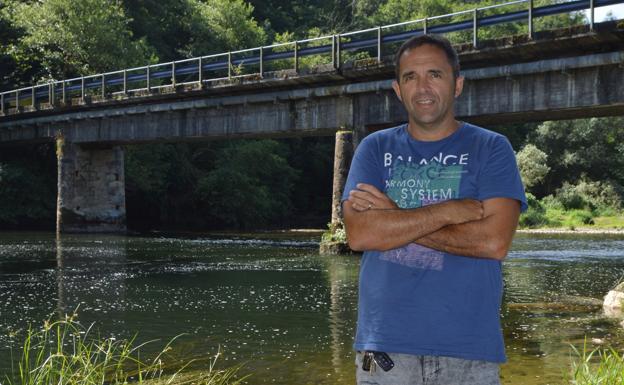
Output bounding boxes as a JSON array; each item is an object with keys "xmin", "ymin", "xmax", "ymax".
[{"xmin": 342, "ymin": 183, "xmax": 521, "ymax": 260}]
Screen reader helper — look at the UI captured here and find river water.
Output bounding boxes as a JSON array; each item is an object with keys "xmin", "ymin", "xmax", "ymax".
[{"xmin": 1, "ymin": 232, "xmax": 624, "ymax": 384}]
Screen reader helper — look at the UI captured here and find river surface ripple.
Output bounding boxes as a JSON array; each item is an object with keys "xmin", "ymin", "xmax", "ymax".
[{"xmin": 1, "ymin": 232, "xmax": 624, "ymax": 384}]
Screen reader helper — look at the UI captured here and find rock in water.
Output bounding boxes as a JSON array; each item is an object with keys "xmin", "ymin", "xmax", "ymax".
[{"xmin": 603, "ymin": 290, "xmax": 624, "ymax": 317}]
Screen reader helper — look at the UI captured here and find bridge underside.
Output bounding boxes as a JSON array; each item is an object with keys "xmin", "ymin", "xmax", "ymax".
[{"xmin": 1, "ymin": 23, "xmax": 623, "ymax": 233}]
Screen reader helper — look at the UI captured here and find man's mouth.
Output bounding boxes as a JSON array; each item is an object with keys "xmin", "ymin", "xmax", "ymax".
[{"xmin": 415, "ymin": 98, "xmax": 435, "ymax": 105}]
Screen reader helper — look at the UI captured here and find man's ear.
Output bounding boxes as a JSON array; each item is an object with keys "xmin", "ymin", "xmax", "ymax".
[
  {"xmin": 454, "ymin": 76, "xmax": 465, "ymax": 98},
  {"xmin": 392, "ymin": 80, "xmax": 403, "ymax": 102}
]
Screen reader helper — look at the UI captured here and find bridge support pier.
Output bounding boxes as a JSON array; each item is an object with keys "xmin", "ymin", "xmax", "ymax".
[
  {"xmin": 56, "ymin": 137, "xmax": 126, "ymax": 233},
  {"xmin": 331, "ymin": 130, "xmax": 353, "ymax": 225}
]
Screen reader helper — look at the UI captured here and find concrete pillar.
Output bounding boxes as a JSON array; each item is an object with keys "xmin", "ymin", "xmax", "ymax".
[
  {"xmin": 331, "ymin": 130, "xmax": 353, "ymax": 224},
  {"xmin": 56, "ymin": 136, "xmax": 126, "ymax": 233}
]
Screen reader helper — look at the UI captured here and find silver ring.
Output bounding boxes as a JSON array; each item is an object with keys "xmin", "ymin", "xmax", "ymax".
[{"xmin": 368, "ymin": 204, "xmax": 372, "ymax": 209}]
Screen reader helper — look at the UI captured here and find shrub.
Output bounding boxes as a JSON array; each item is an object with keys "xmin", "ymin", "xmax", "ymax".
[
  {"xmin": 555, "ymin": 182, "xmax": 590, "ymax": 210},
  {"xmin": 519, "ymin": 193, "xmax": 550, "ymax": 228},
  {"xmin": 554, "ymin": 179, "xmax": 624, "ymax": 212}
]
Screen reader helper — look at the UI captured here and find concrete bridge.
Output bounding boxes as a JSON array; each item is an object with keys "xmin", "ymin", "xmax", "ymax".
[{"xmin": 1, "ymin": 1, "xmax": 623, "ymax": 233}]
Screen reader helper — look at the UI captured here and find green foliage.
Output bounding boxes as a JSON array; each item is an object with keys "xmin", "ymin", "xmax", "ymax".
[
  {"xmin": 530, "ymin": 117, "xmax": 624, "ymax": 197},
  {"xmin": 565, "ymin": 209, "xmax": 595, "ymax": 226},
  {"xmin": 554, "ymin": 179, "xmax": 623, "ymax": 212},
  {"xmin": 181, "ymin": 0, "xmax": 266, "ymax": 57},
  {"xmin": 0, "ymin": 1, "xmax": 25, "ymax": 90},
  {"xmin": 195, "ymin": 140, "xmax": 299, "ymax": 229},
  {"xmin": 516, "ymin": 144, "xmax": 550, "ymax": 190},
  {"xmin": 569, "ymin": 342, "xmax": 624, "ymax": 384},
  {"xmin": 0, "ymin": 144, "xmax": 56, "ymax": 229},
  {"xmin": 5, "ymin": 314, "xmax": 248, "ymax": 385},
  {"xmin": 0, "ymin": 162, "xmax": 55, "ymax": 227},
  {"xmin": 321, "ymin": 220, "xmax": 347, "ymax": 243},
  {"xmin": 519, "ymin": 193, "xmax": 550, "ymax": 228},
  {"xmin": 123, "ymin": 0, "xmax": 190, "ymax": 62},
  {"xmin": 125, "ymin": 144, "xmax": 198, "ymax": 229},
  {"xmin": 11, "ymin": 0, "xmax": 154, "ymax": 80}
]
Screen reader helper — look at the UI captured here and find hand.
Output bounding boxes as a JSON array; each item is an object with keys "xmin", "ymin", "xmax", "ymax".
[
  {"xmin": 440, "ymin": 199, "xmax": 484, "ymax": 225},
  {"xmin": 347, "ymin": 183, "xmax": 399, "ymax": 212}
]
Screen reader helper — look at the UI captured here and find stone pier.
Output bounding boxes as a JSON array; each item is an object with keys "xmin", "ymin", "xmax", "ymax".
[
  {"xmin": 331, "ymin": 130, "xmax": 354, "ymax": 225},
  {"xmin": 56, "ymin": 137, "xmax": 126, "ymax": 233}
]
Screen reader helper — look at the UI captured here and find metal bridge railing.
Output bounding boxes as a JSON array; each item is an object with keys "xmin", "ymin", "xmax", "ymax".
[{"xmin": 1, "ymin": 0, "xmax": 622, "ymax": 117}]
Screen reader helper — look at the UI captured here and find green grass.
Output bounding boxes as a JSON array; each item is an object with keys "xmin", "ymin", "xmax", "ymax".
[
  {"xmin": 4, "ymin": 313, "xmax": 248, "ymax": 385},
  {"xmin": 520, "ymin": 207, "xmax": 624, "ymax": 231},
  {"xmin": 568, "ymin": 342, "xmax": 624, "ymax": 384}
]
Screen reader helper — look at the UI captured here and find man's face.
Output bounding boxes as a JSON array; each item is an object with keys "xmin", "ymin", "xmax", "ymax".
[{"xmin": 392, "ymin": 44, "xmax": 464, "ymax": 134}]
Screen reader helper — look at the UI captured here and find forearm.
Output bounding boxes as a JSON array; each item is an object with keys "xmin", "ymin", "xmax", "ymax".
[
  {"xmin": 343, "ymin": 197, "xmax": 484, "ymax": 251},
  {"xmin": 343, "ymin": 204, "xmax": 451, "ymax": 251},
  {"xmin": 415, "ymin": 219, "xmax": 505, "ymax": 259},
  {"xmin": 415, "ymin": 198, "xmax": 521, "ymax": 260}
]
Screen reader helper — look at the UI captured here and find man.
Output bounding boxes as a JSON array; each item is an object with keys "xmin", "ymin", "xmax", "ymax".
[{"xmin": 341, "ymin": 34, "xmax": 527, "ymax": 385}]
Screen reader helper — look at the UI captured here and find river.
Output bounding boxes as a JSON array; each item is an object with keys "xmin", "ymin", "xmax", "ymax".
[{"xmin": 1, "ymin": 231, "xmax": 624, "ymax": 384}]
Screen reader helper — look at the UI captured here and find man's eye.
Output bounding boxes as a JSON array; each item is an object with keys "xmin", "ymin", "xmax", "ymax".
[{"xmin": 430, "ymin": 72, "xmax": 441, "ymax": 78}]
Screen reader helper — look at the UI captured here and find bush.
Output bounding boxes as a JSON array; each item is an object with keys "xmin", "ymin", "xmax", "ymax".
[
  {"xmin": 516, "ymin": 144, "xmax": 550, "ymax": 190},
  {"xmin": 554, "ymin": 179, "xmax": 624, "ymax": 212},
  {"xmin": 567, "ymin": 210, "xmax": 595, "ymax": 226},
  {"xmin": 519, "ymin": 193, "xmax": 550, "ymax": 228},
  {"xmin": 555, "ymin": 182, "xmax": 590, "ymax": 210}
]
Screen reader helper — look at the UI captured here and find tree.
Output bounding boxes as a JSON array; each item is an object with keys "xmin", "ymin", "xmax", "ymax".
[
  {"xmin": 0, "ymin": 145, "xmax": 56, "ymax": 229},
  {"xmin": 180, "ymin": 0, "xmax": 267, "ymax": 57},
  {"xmin": 125, "ymin": 143, "xmax": 198, "ymax": 230},
  {"xmin": 528, "ymin": 117, "xmax": 624, "ymax": 196},
  {"xmin": 123, "ymin": 0, "xmax": 190, "ymax": 62},
  {"xmin": 11, "ymin": 0, "xmax": 154, "ymax": 81},
  {"xmin": 516, "ymin": 144, "xmax": 550, "ymax": 190},
  {"xmin": 194, "ymin": 140, "xmax": 299, "ymax": 229}
]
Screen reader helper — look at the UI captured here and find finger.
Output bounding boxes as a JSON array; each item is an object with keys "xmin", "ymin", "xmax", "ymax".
[
  {"xmin": 350, "ymin": 190, "xmax": 376, "ymax": 202},
  {"xmin": 349, "ymin": 200, "xmax": 370, "ymax": 212},
  {"xmin": 349, "ymin": 195, "xmax": 373, "ymax": 208},
  {"xmin": 356, "ymin": 183, "xmax": 386, "ymax": 199}
]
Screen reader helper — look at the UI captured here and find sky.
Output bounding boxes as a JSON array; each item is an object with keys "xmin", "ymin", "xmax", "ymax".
[{"xmin": 584, "ymin": 4, "xmax": 624, "ymax": 21}]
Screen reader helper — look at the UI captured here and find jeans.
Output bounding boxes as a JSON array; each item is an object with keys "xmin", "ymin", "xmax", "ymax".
[{"xmin": 355, "ymin": 352, "xmax": 501, "ymax": 385}]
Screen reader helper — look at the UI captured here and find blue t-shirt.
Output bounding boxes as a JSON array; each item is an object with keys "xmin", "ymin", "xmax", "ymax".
[{"xmin": 341, "ymin": 122, "xmax": 527, "ymax": 363}]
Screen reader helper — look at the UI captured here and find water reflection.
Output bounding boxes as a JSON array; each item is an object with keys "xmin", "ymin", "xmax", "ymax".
[{"xmin": 55, "ymin": 235, "xmax": 129, "ymax": 318}]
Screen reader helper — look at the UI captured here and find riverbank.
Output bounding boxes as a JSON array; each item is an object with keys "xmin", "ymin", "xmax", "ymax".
[{"xmin": 517, "ymin": 227, "xmax": 624, "ymax": 235}]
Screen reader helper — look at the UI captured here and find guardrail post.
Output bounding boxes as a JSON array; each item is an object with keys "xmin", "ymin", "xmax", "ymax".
[
  {"xmin": 172, "ymin": 62, "xmax": 176, "ymax": 88},
  {"xmin": 198, "ymin": 57, "xmax": 203, "ymax": 87},
  {"xmin": 336, "ymin": 34, "xmax": 341, "ymax": 69},
  {"xmin": 123, "ymin": 69, "xmax": 128, "ymax": 94},
  {"xmin": 589, "ymin": 0, "xmax": 595, "ymax": 31},
  {"xmin": 228, "ymin": 52, "xmax": 232, "ymax": 79},
  {"xmin": 294, "ymin": 41, "xmax": 299, "ymax": 73},
  {"xmin": 81, "ymin": 76, "xmax": 85, "ymax": 101},
  {"xmin": 473, "ymin": 8, "xmax": 479, "ymax": 49},
  {"xmin": 101, "ymin": 74, "xmax": 106, "ymax": 99},
  {"xmin": 332, "ymin": 35, "xmax": 336, "ymax": 68},
  {"xmin": 423, "ymin": 17, "xmax": 428, "ymax": 35},
  {"xmin": 15, "ymin": 90, "xmax": 19, "ymax": 112},
  {"xmin": 146, "ymin": 66, "xmax": 151, "ymax": 92},
  {"xmin": 377, "ymin": 27, "xmax": 382, "ymax": 62},
  {"xmin": 259, "ymin": 47, "xmax": 264, "ymax": 78},
  {"xmin": 528, "ymin": 0, "xmax": 534, "ymax": 39},
  {"xmin": 1, "ymin": 93, "xmax": 4, "ymax": 115},
  {"xmin": 62, "ymin": 80, "xmax": 67, "ymax": 105},
  {"xmin": 50, "ymin": 82, "xmax": 55, "ymax": 106},
  {"xmin": 32, "ymin": 87, "xmax": 36, "ymax": 109}
]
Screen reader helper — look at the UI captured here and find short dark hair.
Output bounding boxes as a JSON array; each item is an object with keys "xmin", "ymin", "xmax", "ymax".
[{"xmin": 394, "ymin": 34, "xmax": 460, "ymax": 81}]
